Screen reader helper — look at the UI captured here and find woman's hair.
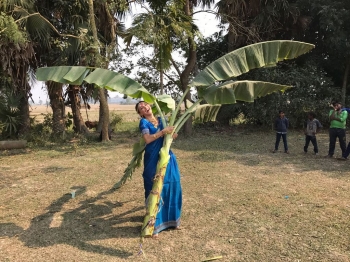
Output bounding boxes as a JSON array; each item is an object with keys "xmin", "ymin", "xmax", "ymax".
[
  {"xmin": 135, "ymin": 101, "xmax": 145, "ymax": 113},
  {"xmin": 308, "ymin": 111, "xmax": 316, "ymax": 118}
]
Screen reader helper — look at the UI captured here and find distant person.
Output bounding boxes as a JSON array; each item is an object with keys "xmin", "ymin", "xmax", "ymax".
[
  {"xmin": 339, "ymin": 107, "xmax": 350, "ymax": 160},
  {"xmin": 326, "ymin": 101, "xmax": 348, "ymax": 158},
  {"xmin": 339, "ymin": 142, "xmax": 350, "ymax": 160},
  {"xmin": 273, "ymin": 110, "xmax": 289, "ymax": 154},
  {"xmin": 304, "ymin": 112, "xmax": 322, "ymax": 155}
]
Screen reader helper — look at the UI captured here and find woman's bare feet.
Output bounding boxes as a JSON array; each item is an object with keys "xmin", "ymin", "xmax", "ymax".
[{"xmin": 152, "ymin": 233, "xmax": 159, "ymax": 239}]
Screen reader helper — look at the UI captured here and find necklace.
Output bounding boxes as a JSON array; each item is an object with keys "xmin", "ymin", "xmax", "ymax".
[{"xmin": 148, "ymin": 117, "xmax": 158, "ymax": 128}]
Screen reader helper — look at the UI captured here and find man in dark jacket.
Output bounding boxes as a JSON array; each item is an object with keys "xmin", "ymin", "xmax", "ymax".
[{"xmin": 273, "ymin": 110, "xmax": 289, "ymax": 153}]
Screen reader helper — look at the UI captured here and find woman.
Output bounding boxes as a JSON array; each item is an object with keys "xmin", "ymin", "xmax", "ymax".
[{"xmin": 135, "ymin": 101, "xmax": 182, "ymax": 238}]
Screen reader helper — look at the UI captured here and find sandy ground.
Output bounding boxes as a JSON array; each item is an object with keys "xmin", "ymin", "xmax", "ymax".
[
  {"xmin": 30, "ymin": 104, "xmax": 137, "ymax": 122},
  {"xmin": 1, "ymin": 130, "xmax": 350, "ymax": 262}
]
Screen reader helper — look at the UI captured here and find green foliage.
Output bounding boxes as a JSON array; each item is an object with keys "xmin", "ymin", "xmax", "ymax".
[
  {"xmin": 0, "ymin": 91, "xmax": 22, "ymax": 139},
  {"xmin": 240, "ymin": 63, "xmax": 339, "ymax": 128},
  {"xmin": 295, "ymin": 0, "xmax": 350, "ymax": 102},
  {"xmin": 113, "ymin": 138, "xmax": 145, "ymax": 189},
  {"xmin": 191, "ymin": 40, "xmax": 315, "ymax": 88},
  {"xmin": 0, "ymin": 12, "xmax": 27, "ymax": 43},
  {"xmin": 27, "ymin": 112, "xmax": 75, "ymax": 145},
  {"xmin": 124, "ymin": 0, "xmax": 196, "ymax": 70},
  {"xmin": 196, "ymin": 33, "xmax": 228, "ymax": 71},
  {"xmin": 66, "ymin": 112, "xmax": 73, "ymax": 128},
  {"xmin": 110, "ymin": 112, "xmax": 123, "ymax": 130},
  {"xmin": 29, "ymin": 113, "xmax": 54, "ymax": 143},
  {"xmin": 215, "ymin": 103, "xmax": 243, "ymax": 126}
]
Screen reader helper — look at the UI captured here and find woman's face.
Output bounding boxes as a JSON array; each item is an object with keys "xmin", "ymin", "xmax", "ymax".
[{"xmin": 137, "ymin": 102, "xmax": 152, "ymax": 117}]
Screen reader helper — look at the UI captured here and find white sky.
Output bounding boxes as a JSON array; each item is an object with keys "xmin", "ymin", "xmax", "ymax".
[{"xmin": 31, "ymin": 5, "xmax": 221, "ymax": 102}]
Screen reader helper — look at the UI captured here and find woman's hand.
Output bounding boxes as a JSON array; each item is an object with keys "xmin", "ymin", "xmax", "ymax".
[
  {"xmin": 172, "ymin": 133, "xmax": 178, "ymax": 139},
  {"xmin": 162, "ymin": 126, "xmax": 175, "ymax": 135}
]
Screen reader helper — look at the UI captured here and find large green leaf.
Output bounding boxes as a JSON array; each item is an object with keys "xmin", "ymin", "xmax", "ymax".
[
  {"xmin": 199, "ymin": 81, "xmax": 292, "ymax": 105},
  {"xmin": 36, "ymin": 66, "xmax": 154, "ymax": 102},
  {"xmin": 191, "ymin": 40, "xmax": 315, "ymax": 87},
  {"xmin": 36, "ymin": 66, "xmax": 91, "ymax": 85},
  {"xmin": 155, "ymin": 94, "xmax": 176, "ymax": 114},
  {"xmin": 194, "ymin": 104, "xmax": 221, "ymax": 123},
  {"xmin": 113, "ymin": 138, "xmax": 146, "ymax": 189},
  {"xmin": 36, "ymin": 66, "xmax": 177, "ymax": 113},
  {"xmin": 83, "ymin": 68, "xmax": 155, "ymax": 103}
]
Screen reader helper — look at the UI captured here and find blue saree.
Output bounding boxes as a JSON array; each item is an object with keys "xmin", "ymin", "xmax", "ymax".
[{"xmin": 139, "ymin": 117, "xmax": 182, "ymax": 234}]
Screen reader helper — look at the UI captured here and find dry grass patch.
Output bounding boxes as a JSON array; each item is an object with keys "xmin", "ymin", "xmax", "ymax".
[
  {"xmin": 1, "ymin": 125, "xmax": 350, "ymax": 261},
  {"xmin": 30, "ymin": 104, "xmax": 138, "ymax": 123}
]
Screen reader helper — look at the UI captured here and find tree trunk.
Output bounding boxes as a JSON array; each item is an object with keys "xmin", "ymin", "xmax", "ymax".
[
  {"xmin": 99, "ymin": 88, "xmax": 110, "ymax": 141},
  {"xmin": 88, "ymin": 0, "xmax": 110, "ymax": 142},
  {"xmin": 179, "ymin": 0, "xmax": 197, "ymax": 136},
  {"xmin": 97, "ymin": 101, "xmax": 103, "ymax": 132},
  {"xmin": 68, "ymin": 85, "xmax": 89, "ymax": 133},
  {"xmin": 227, "ymin": 24, "xmax": 236, "ymax": 52},
  {"xmin": 48, "ymin": 82, "xmax": 66, "ymax": 136},
  {"xmin": 341, "ymin": 59, "xmax": 350, "ymax": 105},
  {"xmin": 18, "ymin": 91, "xmax": 30, "ymax": 136},
  {"xmin": 182, "ymin": 92, "xmax": 193, "ymax": 135},
  {"xmin": 160, "ymin": 69, "xmax": 164, "ymax": 95}
]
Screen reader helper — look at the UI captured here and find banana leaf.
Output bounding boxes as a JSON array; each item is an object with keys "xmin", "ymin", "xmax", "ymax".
[
  {"xmin": 198, "ymin": 80, "xmax": 292, "ymax": 105},
  {"xmin": 191, "ymin": 40, "xmax": 315, "ymax": 88}
]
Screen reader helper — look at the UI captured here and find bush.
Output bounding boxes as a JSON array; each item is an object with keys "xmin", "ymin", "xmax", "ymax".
[
  {"xmin": 236, "ymin": 63, "xmax": 340, "ymax": 129},
  {"xmin": 0, "ymin": 91, "xmax": 22, "ymax": 139},
  {"xmin": 110, "ymin": 112, "xmax": 123, "ymax": 130}
]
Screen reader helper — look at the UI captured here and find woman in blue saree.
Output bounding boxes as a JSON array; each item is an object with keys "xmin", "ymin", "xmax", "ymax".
[{"xmin": 136, "ymin": 101, "xmax": 182, "ymax": 238}]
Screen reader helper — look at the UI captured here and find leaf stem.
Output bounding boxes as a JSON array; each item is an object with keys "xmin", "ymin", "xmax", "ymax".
[
  {"xmin": 169, "ymin": 87, "xmax": 190, "ymax": 126},
  {"xmin": 173, "ymin": 99, "xmax": 202, "ymax": 132}
]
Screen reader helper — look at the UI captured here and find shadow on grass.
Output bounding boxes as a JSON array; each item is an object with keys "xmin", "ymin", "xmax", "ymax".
[{"xmin": 0, "ymin": 186, "xmax": 143, "ymax": 258}]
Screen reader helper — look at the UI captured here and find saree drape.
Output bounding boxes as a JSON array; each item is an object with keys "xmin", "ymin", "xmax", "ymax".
[{"xmin": 139, "ymin": 117, "xmax": 182, "ymax": 234}]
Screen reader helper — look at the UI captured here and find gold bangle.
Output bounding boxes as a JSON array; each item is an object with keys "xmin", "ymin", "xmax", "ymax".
[{"xmin": 153, "ymin": 133, "xmax": 158, "ymax": 139}]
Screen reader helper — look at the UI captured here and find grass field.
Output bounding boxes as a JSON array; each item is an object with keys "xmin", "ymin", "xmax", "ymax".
[{"xmin": 1, "ymin": 106, "xmax": 350, "ymax": 261}]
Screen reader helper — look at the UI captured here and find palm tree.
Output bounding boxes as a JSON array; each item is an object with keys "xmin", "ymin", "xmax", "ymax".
[
  {"xmin": 36, "ymin": 40, "xmax": 314, "ymax": 238},
  {"xmin": 0, "ymin": 1, "xmax": 58, "ymax": 136},
  {"xmin": 34, "ymin": 0, "xmax": 128, "ymax": 139},
  {"xmin": 125, "ymin": 0, "xmax": 215, "ymax": 136},
  {"xmin": 125, "ymin": 0, "xmax": 195, "ymax": 94}
]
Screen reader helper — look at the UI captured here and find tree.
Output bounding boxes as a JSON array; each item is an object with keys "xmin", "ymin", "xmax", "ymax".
[
  {"xmin": 124, "ymin": 0, "xmax": 216, "ymax": 136},
  {"xmin": 125, "ymin": 1, "xmax": 196, "ymax": 94},
  {"xmin": 35, "ymin": 0, "xmax": 128, "ymax": 139},
  {"xmin": 36, "ymin": 40, "xmax": 314, "ymax": 239},
  {"xmin": 295, "ymin": 0, "xmax": 350, "ymax": 105},
  {"xmin": 0, "ymin": 1, "xmax": 54, "ymax": 136},
  {"xmin": 215, "ymin": 0, "xmax": 308, "ymax": 51}
]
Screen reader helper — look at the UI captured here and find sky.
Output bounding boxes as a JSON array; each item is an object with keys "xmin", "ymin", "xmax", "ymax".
[{"xmin": 30, "ymin": 5, "xmax": 221, "ymax": 103}]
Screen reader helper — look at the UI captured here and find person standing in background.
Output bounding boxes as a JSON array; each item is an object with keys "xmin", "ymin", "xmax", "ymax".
[
  {"xmin": 326, "ymin": 101, "xmax": 348, "ymax": 158},
  {"xmin": 304, "ymin": 112, "xmax": 322, "ymax": 155},
  {"xmin": 273, "ymin": 110, "xmax": 289, "ymax": 154}
]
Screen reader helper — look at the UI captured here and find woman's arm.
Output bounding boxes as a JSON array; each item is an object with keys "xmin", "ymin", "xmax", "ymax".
[
  {"xmin": 143, "ymin": 130, "xmax": 166, "ymax": 144},
  {"xmin": 330, "ymin": 110, "xmax": 348, "ymax": 122},
  {"xmin": 142, "ymin": 126, "xmax": 175, "ymax": 144}
]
